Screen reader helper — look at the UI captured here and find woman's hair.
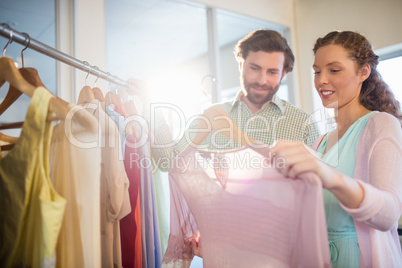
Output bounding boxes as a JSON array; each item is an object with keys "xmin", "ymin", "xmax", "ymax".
[
  {"xmin": 234, "ymin": 30, "xmax": 295, "ymax": 74},
  {"xmin": 313, "ymin": 31, "xmax": 402, "ymax": 121}
]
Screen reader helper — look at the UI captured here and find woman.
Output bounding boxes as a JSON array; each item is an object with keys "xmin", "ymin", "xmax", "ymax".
[{"xmin": 273, "ymin": 31, "xmax": 402, "ymax": 267}]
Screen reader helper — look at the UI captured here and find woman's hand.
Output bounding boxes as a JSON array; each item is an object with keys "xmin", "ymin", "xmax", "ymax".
[
  {"xmin": 271, "ymin": 140, "xmax": 339, "ymax": 189},
  {"xmin": 188, "ymin": 237, "xmax": 202, "ymax": 258},
  {"xmin": 272, "ymin": 140, "xmax": 364, "ymax": 208}
]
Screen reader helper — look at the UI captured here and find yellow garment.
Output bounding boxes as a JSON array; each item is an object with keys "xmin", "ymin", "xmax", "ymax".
[
  {"xmin": 50, "ymin": 104, "xmax": 102, "ymax": 268},
  {"xmin": 0, "ymin": 87, "xmax": 66, "ymax": 268}
]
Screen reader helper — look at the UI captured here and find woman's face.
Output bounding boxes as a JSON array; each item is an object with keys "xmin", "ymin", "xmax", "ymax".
[{"xmin": 313, "ymin": 44, "xmax": 368, "ymax": 110}]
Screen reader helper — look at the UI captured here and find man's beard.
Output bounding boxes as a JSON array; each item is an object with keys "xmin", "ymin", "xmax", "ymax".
[{"xmin": 241, "ymin": 74, "xmax": 280, "ymax": 105}]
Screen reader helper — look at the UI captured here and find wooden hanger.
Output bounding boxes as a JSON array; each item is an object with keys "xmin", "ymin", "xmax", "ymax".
[
  {"xmin": 0, "ymin": 132, "xmax": 18, "ymax": 143},
  {"xmin": 121, "ymin": 100, "xmax": 140, "ymax": 138},
  {"xmin": 77, "ymin": 68, "xmax": 97, "ymax": 105},
  {"xmin": 0, "ymin": 67, "xmax": 48, "ymax": 128},
  {"xmin": 0, "ymin": 121, "xmax": 26, "ymax": 130},
  {"xmin": 19, "ymin": 67, "xmax": 46, "ymax": 88},
  {"xmin": 0, "ymin": 57, "xmax": 69, "ymax": 121},
  {"xmin": 0, "ymin": 80, "xmax": 23, "ymax": 115},
  {"xmin": 91, "ymin": 67, "xmax": 106, "ymax": 103},
  {"xmin": 0, "ymin": 58, "xmax": 36, "ymax": 98},
  {"xmin": 105, "ymin": 91, "xmax": 117, "ymax": 109},
  {"xmin": 0, "ymin": 32, "xmax": 26, "ymax": 115},
  {"xmin": 77, "ymin": 85, "xmax": 95, "ymax": 105},
  {"xmin": 0, "ymin": 132, "xmax": 18, "ymax": 151},
  {"xmin": 115, "ymin": 94, "xmax": 128, "ymax": 115},
  {"xmin": 92, "ymin": 87, "xmax": 105, "ymax": 102}
]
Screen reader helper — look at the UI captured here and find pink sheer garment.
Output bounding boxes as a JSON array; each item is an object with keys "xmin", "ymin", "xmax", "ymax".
[{"xmin": 162, "ymin": 146, "xmax": 330, "ymax": 268}]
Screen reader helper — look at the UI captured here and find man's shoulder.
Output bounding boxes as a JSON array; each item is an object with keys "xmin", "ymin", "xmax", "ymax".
[
  {"xmin": 209, "ymin": 100, "xmax": 233, "ymax": 113},
  {"xmin": 279, "ymin": 99, "xmax": 312, "ymax": 117}
]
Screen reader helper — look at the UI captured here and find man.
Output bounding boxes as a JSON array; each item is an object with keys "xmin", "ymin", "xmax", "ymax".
[{"xmin": 147, "ymin": 29, "xmax": 320, "ymax": 171}]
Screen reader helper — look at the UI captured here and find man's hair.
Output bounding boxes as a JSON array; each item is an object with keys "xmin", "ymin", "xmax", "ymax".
[{"xmin": 234, "ymin": 29, "xmax": 295, "ymax": 73}]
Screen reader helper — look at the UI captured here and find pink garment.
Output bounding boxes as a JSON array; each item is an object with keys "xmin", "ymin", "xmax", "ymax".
[
  {"xmin": 163, "ymin": 146, "xmax": 330, "ymax": 268},
  {"xmin": 313, "ymin": 112, "xmax": 402, "ymax": 267}
]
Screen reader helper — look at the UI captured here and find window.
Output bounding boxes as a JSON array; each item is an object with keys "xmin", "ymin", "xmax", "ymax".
[
  {"xmin": 377, "ymin": 55, "xmax": 402, "ymax": 103},
  {"xmin": 0, "ymin": 0, "xmax": 56, "ymax": 137},
  {"xmin": 105, "ymin": 0, "xmax": 291, "ymax": 119}
]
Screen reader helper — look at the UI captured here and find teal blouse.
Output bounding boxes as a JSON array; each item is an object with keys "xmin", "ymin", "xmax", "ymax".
[{"xmin": 316, "ymin": 111, "xmax": 378, "ymax": 268}]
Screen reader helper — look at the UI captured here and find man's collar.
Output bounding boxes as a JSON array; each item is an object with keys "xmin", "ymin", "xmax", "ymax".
[
  {"xmin": 231, "ymin": 90, "xmax": 285, "ymax": 114},
  {"xmin": 269, "ymin": 94, "xmax": 285, "ymax": 114},
  {"xmin": 230, "ymin": 90, "xmax": 244, "ymax": 108}
]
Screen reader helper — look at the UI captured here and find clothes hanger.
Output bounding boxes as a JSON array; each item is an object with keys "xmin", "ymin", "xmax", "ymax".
[
  {"xmin": 106, "ymin": 74, "xmax": 123, "ymax": 109},
  {"xmin": 0, "ymin": 132, "xmax": 18, "ymax": 151},
  {"xmin": 0, "ymin": 30, "xmax": 36, "ymax": 111},
  {"xmin": 0, "ymin": 33, "xmax": 47, "ymax": 123},
  {"xmin": 0, "ymin": 57, "xmax": 69, "ymax": 120},
  {"xmin": 77, "ymin": 64, "xmax": 95, "ymax": 105},
  {"xmin": 0, "ymin": 30, "xmax": 23, "ymax": 116},
  {"xmin": 77, "ymin": 85, "xmax": 95, "ymax": 105},
  {"xmin": 0, "ymin": 33, "xmax": 45, "ymax": 115},
  {"xmin": 115, "ymin": 93, "xmax": 128, "ymax": 115},
  {"xmin": 92, "ymin": 67, "xmax": 105, "ymax": 102},
  {"xmin": 0, "ymin": 32, "xmax": 68, "ymax": 129},
  {"xmin": 123, "ymin": 95, "xmax": 140, "ymax": 138},
  {"xmin": 105, "ymin": 91, "xmax": 117, "ymax": 109},
  {"xmin": 0, "ymin": 132, "xmax": 18, "ymax": 143},
  {"xmin": 0, "ymin": 31, "xmax": 71, "ymax": 120},
  {"xmin": 118, "ymin": 82, "xmax": 137, "ymax": 116},
  {"xmin": 92, "ymin": 87, "xmax": 105, "ymax": 102}
]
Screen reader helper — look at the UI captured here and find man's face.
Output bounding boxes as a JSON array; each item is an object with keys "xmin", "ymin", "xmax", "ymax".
[{"xmin": 240, "ymin": 51, "xmax": 286, "ymax": 106}]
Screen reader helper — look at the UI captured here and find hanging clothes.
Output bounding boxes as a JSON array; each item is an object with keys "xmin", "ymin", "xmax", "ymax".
[
  {"xmin": 106, "ymin": 104, "xmax": 143, "ymax": 268},
  {"xmin": 106, "ymin": 104, "xmax": 162, "ymax": 268},
  {"xmin": 49, "ymin": 104, "xmax": 102, "ymax": 268},
  {"xmin": 137, "ymin": 140, "xmax": 163, "ymax": 268},
  {"xmin": 162, "ymin": 146, "xmax": 330, "ymax": 268},
  {"xmin": 122, "ymin": 134, "xmax": 143, "ymax": 268},
  {"xmin": 0, "ymin": 87, "xmax": 66, "ymax": 268},
  {"xmin": 152, "ymin": 166, "xmax": 170, "ymax": 258},
  {"xmin": 86, "ymin": 100, "xmax": 131, "ymax": 268}
]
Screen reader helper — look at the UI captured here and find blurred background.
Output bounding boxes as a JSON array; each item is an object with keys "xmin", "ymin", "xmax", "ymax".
[{"xmin": 0, "ymin": 0, "xmax": 401, "ymax": 266}]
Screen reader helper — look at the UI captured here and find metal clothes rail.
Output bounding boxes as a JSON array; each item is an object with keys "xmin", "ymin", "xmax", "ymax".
[{"xmin": 0, "ymin": 23, "xmax": 131, "ymax": 88}]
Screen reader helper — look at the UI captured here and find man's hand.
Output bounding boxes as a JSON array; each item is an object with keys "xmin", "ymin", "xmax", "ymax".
[{"xmin": 189, "ymin": 237, "xmax": 202, "ymax": 258}]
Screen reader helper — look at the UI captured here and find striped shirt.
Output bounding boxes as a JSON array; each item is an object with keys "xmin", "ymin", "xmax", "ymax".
[{"xmin": 151, "ymin": 91, "xmax": 321, "ymax": 171}]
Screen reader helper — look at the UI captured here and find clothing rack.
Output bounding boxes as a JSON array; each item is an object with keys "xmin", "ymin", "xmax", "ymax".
[{"xmin": 0, "ymin": 23, "xmax": 131, "ymax": 88}]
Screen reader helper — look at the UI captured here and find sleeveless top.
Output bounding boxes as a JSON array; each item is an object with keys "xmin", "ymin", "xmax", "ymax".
[
  {"xmin": 316, "ymin": 111, "xmax": 378, "ymax": 268},
  {"xmin": 0, "ymin": 87, "xmax": 66, "ymax": 268}
]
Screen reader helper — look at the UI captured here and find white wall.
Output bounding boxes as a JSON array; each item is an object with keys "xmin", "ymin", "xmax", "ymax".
[
  {"xmin": 193, "ymin": 0, "xmax": 294, "ymax": 28},
  {"xmin": 73, "ymin": 0, "xmax": 109, "ymax": 102},
  {"xmin": 294, "ymin": 0, "xmax": 402, "ymax": 113}
]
